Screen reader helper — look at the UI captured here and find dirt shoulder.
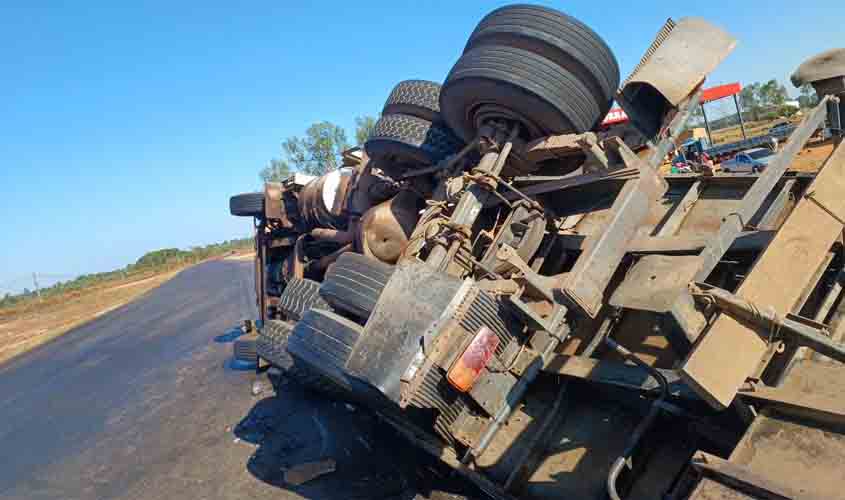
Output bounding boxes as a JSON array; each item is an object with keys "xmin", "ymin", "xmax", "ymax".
[
  {"xmin": 789, "ymin": 139, "xmax": 834, "ymax": 172},
  {"xmin": 223, "ymin": 252, "xmax": 256, "ymax": 261},
  {"xmin": 0, "ymin": 268, "xmax": 185, "ymax": 364}
]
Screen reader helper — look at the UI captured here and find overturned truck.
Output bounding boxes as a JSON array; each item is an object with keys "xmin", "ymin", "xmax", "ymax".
[{"xmin": 230, "ymin": 7, "xmax": 845, "ymax": 499}]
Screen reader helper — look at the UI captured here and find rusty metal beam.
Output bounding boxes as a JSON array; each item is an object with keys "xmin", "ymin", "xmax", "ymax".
[
  {"xmin": 815, "ymin": 268, "xmax": 845, "ymax": 363},
  {"xmin": 655, "ymin": 180, "xmax": 701, "ymax": 236},
  {"xmin": 559, "ymin": 140, "xmax": 668, "ymax": 318},
  {"xmin": 738, "ymin": 382, "xmax": 845, "ymax": 429},
  {"xmin": 681, "ymin": 133, "xmax": 845, "ymax": 409},
  {"xmin": 765, "ymin": 251, "xmax": 837, "ymax": 383},
  {"xmin": 492, "ymin": 167, "xmax": 638, "ymax": 206},
  {"xmin": 668, "ymin": 97, "xmax": 834, "ymax": 347},
  {"xmin": 757, "ymin": 179, "xmax": 796, "ymax": 230},
  {"xmin": 692, "ymin": 96, "xmax": 832, "ymax": 285},
  {"xmin": 690, "ymin": 452, "xmax": 823, "ymax": 500},
  {"xmin": 557, "ymin": 230, "xmax": 773, "ymax": 254},
  {"xmin": 257, "ymin": 226, "xmax": 268, "ymax": 324}
]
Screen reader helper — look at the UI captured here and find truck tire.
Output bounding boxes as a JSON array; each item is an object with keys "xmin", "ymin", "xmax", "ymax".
[
  {"xmin": 464, "ymin": 5, "xmax": 619, "ymax": 113},
  {"xmin": 278, "ymin": 277, "xmax": 330, "ymax": 321},
  {"xmin": 319, "ymin": 253, "xmax": 394, "ymax": 321},
  {"xmin": 382, "ymin": 80, "xmax": 443, "ymax": 123},
  {"xmin": 229, "ymin": 192, "xmax": 264, "ymax": 217},
  {"xmin": 441, "ymin": 44, "xmax": 602, "ymax": 142},
  {"xmin": 256, "ymin": 320, "xmax": 295, "ymax": 370},
  {"xmin": 286, "ymin": 309, "xmax": 363, "ymax": 399},
  {"xmin": 365, "ymin": 113, "xmax": 463, "ymax": 168}
]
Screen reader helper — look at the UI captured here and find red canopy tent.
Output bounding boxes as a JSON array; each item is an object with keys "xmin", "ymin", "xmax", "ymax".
[{"xmin": 600, "ymin": 82, "xmax": 747, "ymax": 143}]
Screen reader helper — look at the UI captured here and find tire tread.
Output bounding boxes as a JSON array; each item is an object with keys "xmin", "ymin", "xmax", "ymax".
[
  {"xmin": 277, "ymin": 277, "xmax": 329, "ymax": 321},
  {"xmin": 229, "ymin": 192, "xmax": 264, "ymax": 217},
  {"xmin": 319, "ymin": 253, "xmax": 394, "ymax": 320}
]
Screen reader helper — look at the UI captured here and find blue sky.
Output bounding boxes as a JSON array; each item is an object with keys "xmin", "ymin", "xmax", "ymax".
[{"xmin": 1, "ymin": 0, "xmax": 842, "ymax": 293}]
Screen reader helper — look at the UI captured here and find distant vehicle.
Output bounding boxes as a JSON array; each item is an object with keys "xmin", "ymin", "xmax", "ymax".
[
  {"xmin": 769, "ymin": 122, "xmax": 792, "ymax": 135},
  {"xmin": 720, "ymin": 147, "xmax": 775, "ymax": 173},
  {"xmin": 706, "ymin": 131, "xmax": 780, "ymax": 159}
]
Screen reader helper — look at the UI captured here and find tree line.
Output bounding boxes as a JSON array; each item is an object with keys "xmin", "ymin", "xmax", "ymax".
[
  {"xmin": 260, "ymin": 116, "xmax": 377, "ymax": 182},
  {"xmin": 0, "ymin": 238, "xmax": 253, "ymax": 310},
  {"xmin": 738, "ymin": 80, "xmax": 818, "ymax": 121}
]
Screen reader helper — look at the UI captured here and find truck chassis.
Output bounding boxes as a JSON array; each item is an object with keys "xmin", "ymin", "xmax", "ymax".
[{"xmin": 230, "ymin": 8, "xmax": 845, "ymax": 499}]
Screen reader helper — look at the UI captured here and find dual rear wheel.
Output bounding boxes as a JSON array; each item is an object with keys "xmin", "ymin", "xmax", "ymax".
[
  {"xmin": 364, "ymin": 80, "xmax": 464, "ymax": 176},
  {"xmin": 257, "ymin": 253, "xmax": 392, "ymax": 399},
  {"xmin": 365, "ymin": 4, "xmax": 620, "ymax": 173}
]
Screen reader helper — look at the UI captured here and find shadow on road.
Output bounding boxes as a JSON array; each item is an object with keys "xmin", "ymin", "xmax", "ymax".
[{"xmin": 234, "ymin": 374, "xmax": 483, "ymax": 500}]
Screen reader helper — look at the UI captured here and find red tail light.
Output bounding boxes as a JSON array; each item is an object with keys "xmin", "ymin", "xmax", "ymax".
[{"xmin": 447, "ymin": 326, "xmax": 500, "ymax": 392}]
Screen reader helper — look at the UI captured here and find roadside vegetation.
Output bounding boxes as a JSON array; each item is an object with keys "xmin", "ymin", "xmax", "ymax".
[
  {"xmin": 0, "ymin": 238, "xmax": 252, "ymax": 318},
  {"xmin": 260, "ymin": 116, "xmax": 377, "ymax": 182}
]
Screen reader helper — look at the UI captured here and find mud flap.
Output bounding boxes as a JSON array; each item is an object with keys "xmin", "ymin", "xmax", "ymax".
[
  {"xmin": 344, "ymin": 262, "xmax": 465, "ymax": 401},
  {"xmin": 618, "ymin": 17, "xmax": 736, "ymax": 140}
]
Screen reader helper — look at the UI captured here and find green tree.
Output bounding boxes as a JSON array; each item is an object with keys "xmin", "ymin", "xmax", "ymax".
[
  {"xmin": 354, "ymin": 115, "xmax": 378, "ymax": 145},
  {"xmin": 260, "ymin": 158, "xmax": 292, "ymax": 182},
  {"xmin": 759, "ymin": 79, "xmax": 788, "ymax": 108},
  {"xmin": 739, "ymin": 82, "xmax": 762, "ymax": 121},
  {"xmin": 739, "ymin": 80, "xmax": 789, "ymax": 121},
  {"xmin": 281, "ymin": 121, "xmax": 349, "ymax": 176},
  {"xmin": 798, "ymin": 84, "xmax": 818, "ymax": 108}
]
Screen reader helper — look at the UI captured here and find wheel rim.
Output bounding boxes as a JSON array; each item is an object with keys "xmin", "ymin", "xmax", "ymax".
[{"xmin": 470, "ymin": 102, "xmax": 544, "ymax": 140}]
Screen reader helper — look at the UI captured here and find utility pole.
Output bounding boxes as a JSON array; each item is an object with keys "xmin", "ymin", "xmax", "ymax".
[
  {"xmin": 733, "ymin": 93, "xmax": 748, "ymax": 140},
  {"xmin": 32, "ymin": 272, "xmax": 42, "ymax": 301},
  {"xmin": 701, "ymin": 103, "xmax": 713, "ymax": 147}
]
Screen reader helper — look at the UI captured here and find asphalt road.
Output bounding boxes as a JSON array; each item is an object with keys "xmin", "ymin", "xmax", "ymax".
[{"xmin": 0, "ymin": 260, "xmax": 476, "ymax": 500}]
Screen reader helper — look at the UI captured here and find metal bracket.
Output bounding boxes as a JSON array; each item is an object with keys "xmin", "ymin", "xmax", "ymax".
[{"xmin": 496, "ymin": 244, "xmax": 557, "ymax": 302}]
